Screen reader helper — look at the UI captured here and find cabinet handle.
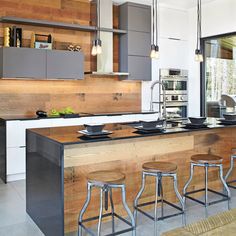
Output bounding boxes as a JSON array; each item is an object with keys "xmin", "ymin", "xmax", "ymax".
[{"xmin": 19, "ymin": 146, "xmax": 26, "ymax": 148}]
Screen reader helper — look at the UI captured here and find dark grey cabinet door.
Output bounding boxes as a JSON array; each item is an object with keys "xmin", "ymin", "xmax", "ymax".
[
  {"xmin": 46, "ymin": 50, "xmax": 84, "ymax": 79},
  {"xmin": 128, "ymin": 31, "xmax": 151, "ymax": 57},
  {"xmin": 119, "ymin": 2, "xmax": 152, "ymax": 81},
  {"xmin": 127, "ymin": 5, "xmax": 151, "ymax": 33},
  {"xmin": 128, "ymin": 56, "xmax": 151, "ymax": 81},
  {"xmin": 0, "ymin": 47, "xmax": 46, "ymax": 78}
]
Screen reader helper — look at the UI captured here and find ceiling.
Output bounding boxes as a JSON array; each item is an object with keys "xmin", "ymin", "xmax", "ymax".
[{"xmin": 113, "ymin": 0, "xmax": 216, "ymax": 9}]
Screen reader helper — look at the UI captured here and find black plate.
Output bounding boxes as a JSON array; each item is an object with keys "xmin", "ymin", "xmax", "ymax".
[
  {"xmin": 183, "ymin": 123, "xmax": 209, "ymax": 129},
  {"xmin": 134, "ymin": 126, "xmax": 164, "ymax": 133},
  {"xmin": 78, "ymin": 130, "xmax": 112, "ymax": 137}
]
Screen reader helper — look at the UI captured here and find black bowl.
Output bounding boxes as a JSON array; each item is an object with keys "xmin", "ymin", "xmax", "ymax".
[
  {"xmin": 223, "ymin": 113, "xmax": 236, "ymax": 121},
  {"xmin": 36, "ymin": 110, "xmax": 47, "ymax": 118},
  {"xmin": 84, "ymin": 124, "xmax": 105, "ymax": 133},
  {"xmin": 188, "ymin": 117, "xmax": 206, "ymax": 125},
  {"xmin": 140, "ymin": 119, "xmax": 164, "ymax": 129}
]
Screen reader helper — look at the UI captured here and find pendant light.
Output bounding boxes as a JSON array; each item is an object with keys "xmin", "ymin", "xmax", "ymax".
[
  {"xmin": 195, "ymin": 0, "xmax": 203, "ymax": 62},
  {"xmin": 91, "ymin": 0, "xmax": 102, "ymax": 56},
  {"xmin": 150, "ymin": 0, "xmax": 159, "ymax": 59}
]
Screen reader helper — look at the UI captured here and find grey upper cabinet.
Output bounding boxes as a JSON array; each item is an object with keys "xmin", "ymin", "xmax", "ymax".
[
  {"xmin": 0, "ymin": 47, "xmax": 84, "ymax": 80},
  {"xmin": 119, "ymin": 2, "xmax": 151, "ymax": 81},
  {"xmin": 0, "ymin": 47, "xmax": 46, "ymax": 78},
  {"xmin": 120, "ymin": 3, "xmax": 151, "ymax": 33},
  {"xmin": 46, "ymin": 50, "xmax": 84, "ymax": 79}
]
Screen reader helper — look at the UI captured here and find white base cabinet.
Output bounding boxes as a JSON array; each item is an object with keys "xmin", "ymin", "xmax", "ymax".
[{"xmin": 4, "ymin": 113, "xmax": 158, "ymax": 182}]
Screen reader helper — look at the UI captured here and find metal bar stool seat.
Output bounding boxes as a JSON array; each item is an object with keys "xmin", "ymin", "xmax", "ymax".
[
  {"xmin": 134, "ymin": 161, "xmax": 184, "ymax": 235},
  {"xmin": 183, "ymin": 154, "xmax": 231, "ymax": 208},
  {"xmin": 78, "ymin": 170, "xmax": 135, "ymax": 236},
  {"xmin": 225, "ymin": 149, "xmax": 236, "ymax": 189}
]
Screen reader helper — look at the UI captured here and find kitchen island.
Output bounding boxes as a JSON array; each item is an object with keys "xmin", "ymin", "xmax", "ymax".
[{"xmin": 26, "ymin": 120, "xmax": 236, "ymax": 236}]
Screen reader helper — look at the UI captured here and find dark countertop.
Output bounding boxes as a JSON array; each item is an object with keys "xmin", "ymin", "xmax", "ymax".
[
  {"xmin": 28, "ymin": 118, "xmax": 235, "ymax": 145},
  {"xmin": 0, "ymin": 111, "xmax": 158, "ymax": 121}
]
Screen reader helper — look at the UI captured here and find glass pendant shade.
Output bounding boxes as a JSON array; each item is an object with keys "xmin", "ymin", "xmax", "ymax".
[
  {"xmin": 155, "ymin": 45, "xmax": 159, "ymax": 59},
  {"xmin": 91, "ymin": 40, "xmax": 97, "ymax": 56},
  {"xmin": 96, "ymin": 39, "xmax": 102, "ymax": 55},
  {"xmin": 195, "ymin": 50, "xmax": 203, "ymax": 62},
  {"xmin": 150, "ymin": 45, "xmax": 156, "ymax": 58}
]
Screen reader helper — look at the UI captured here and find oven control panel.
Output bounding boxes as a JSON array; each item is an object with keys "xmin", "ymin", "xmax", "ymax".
[{"xmin": 160, "ymin": 94, "xmax": 188, "ymax": 102}]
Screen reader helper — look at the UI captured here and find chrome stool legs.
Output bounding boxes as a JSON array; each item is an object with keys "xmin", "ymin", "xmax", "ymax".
[
  {"xmin": 78, "ymin": 182, "xmax": 136, "ymax": 236},
  {"xmin": 225, "ymin": 154, "xmax": 236, "ymax": 189},
  {"xmin": 183, "ymin": 162, "xmax": 231, "ymax": 209},
  {"xmin": 134, "ymin": 171, "xmax": 184, "ymax": 235}
]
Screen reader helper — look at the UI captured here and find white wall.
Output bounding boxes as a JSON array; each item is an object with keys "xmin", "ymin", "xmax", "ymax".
[{"xmin": 142, "ymin": 0, "xmax": 236, "ymax": 117}]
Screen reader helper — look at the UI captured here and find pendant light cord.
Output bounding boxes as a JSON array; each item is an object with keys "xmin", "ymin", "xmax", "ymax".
[
  {"xmin": 199, "ymin": 0, "xmax": 202, "ymax": 49},
  {"xmin": 155, "ymin": 0, "xmax": 158, "ymax": 47},
  {"xmin": 196, "ymin": 0, "xmax": 202, "ymax": 50},
  {"xmin": 152, "ymin": 0, "xmax": 155, "ymax": 45},
  {"xmin": 98, "ymin": 0, "xmax": 100, "ymax": 39}
]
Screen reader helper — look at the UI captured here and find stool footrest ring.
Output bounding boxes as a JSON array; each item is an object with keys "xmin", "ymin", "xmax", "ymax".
[
  {"xmin": 184, "ymin": 188, "xmax": 230, "ymax": 206},
  {"xmin": 79, "ymin": 212, "xmax": 134, "ymax": 236},
  {"xmin": 134, "ymin": 199, "xmax": 184, "ymax": 221},
  {"xmin": 227, "ymin": 180, "xmax": 236, "ymax": 189}
]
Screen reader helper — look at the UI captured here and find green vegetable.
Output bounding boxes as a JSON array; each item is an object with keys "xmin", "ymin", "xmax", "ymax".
[{"xmin": 50, "ymin": 109, "xmax": 60, "ymax": 116}]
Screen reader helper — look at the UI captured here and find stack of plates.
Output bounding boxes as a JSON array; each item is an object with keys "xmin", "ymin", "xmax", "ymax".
[
  {"xmin": 134, "ymin": 126, "xmax": 164, "ymax": 133},
  {"xmin": 218, "ymin": 118, "xmax": 236, "ymax": 125},
  {"xmin": 183, "ymin": 123, "xmax": 209, "ymax": 129}
]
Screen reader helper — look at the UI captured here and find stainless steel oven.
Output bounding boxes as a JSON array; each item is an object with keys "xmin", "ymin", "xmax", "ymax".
[
  {"xmin": 165, "ymin": 102, "xmax": 188, "ymax": 119},
  {"xmin": 160, "ymin": 69, "xmax": 188, "ymax": 95},
  {"xmin": 160, "ymin": 68, "xmax": 188, "ymax": 119}
]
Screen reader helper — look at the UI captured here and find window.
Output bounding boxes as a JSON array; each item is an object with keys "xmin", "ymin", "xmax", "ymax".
[{"xmin": 202, "ymin": 34, "xmax": 236, "ymax": 117}]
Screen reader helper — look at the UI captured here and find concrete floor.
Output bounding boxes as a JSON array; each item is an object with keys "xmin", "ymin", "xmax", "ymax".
[{"xmin": 0, "ymin": 180, "xmax": 235, "ymax": 236}]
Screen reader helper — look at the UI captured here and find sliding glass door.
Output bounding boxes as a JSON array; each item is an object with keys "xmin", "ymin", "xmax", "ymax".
[{"xmin": 202, "ymin": 34, "xmax": 236, "ymax": 117}]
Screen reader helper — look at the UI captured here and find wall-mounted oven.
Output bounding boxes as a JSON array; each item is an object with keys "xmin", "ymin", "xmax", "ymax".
[
  {"xmin": 160, "ymin": 68, "xmax": 188, "ymax": 119},
  {"xmin": 164, "ymin": 102, "xmax": 188, "ymax": 119},
  {"xmin": 160, "ymin": 69, "xmax": 188, "ymax": 95}
]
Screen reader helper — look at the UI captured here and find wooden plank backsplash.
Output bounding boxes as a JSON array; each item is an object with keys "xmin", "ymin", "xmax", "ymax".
[{"xmin": 0, "ymin": 0, "xmax": 141, "ymax": 116}]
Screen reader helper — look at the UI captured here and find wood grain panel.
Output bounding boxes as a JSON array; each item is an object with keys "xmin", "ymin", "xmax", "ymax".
[
  {"xmin": 64, "ymin": 136, "xmax": 194, "ymax": 168},
  {"xmin": 0, "ymin": 0, "xmax": 141, "ymax": 116},
  {"xmin": 64, "ymin": 128, "xmax": 236, "ymax": 233}
]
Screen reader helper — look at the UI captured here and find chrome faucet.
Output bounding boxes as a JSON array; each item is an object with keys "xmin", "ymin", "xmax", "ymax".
[{"xmin": 150, "ymin": 80, "xmax": 167, "ymax": 120}]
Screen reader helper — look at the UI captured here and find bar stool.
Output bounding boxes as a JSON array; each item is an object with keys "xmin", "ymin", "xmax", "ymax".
[
  {"xmin": 225, "ymin": 148, "xmax": 236, "ymax": 189},
  {"xmin": 134, "ymin": 161, "xmax": 184, "ymax": 235},
  {"xmin": 78, "ymin": 170, "xmax": 135, "ymax": 236},
  {"xmin": 183, "ymin": 154, "xmax": 231, "ymax": 208}
]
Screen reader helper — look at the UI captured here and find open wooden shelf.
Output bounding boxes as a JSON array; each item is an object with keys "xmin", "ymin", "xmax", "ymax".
[{"xmin": 0, "ymin": 16, "xmax": 127, "ymax": 34}]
